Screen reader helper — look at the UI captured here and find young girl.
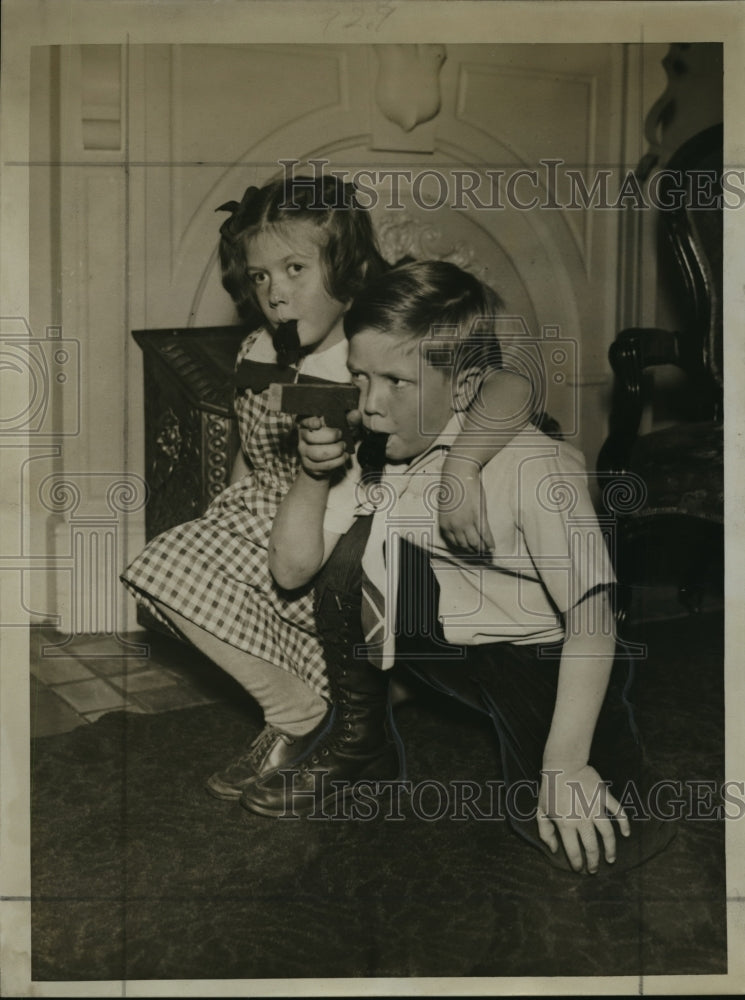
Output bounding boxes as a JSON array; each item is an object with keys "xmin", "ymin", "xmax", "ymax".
[{"xmin": 121, "ymin": 175, "xmax": 532, "ymax": 802}]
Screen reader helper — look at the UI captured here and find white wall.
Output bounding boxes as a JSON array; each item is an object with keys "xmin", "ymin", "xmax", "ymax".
[{"xmin": 28, "ymin": 41, "xmax": 670, "ymax": 633}]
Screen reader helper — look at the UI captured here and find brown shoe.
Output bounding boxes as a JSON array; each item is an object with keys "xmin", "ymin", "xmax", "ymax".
[{"xmin": 205, "ymin": 712, "xmax": 331, "ymax": 801}]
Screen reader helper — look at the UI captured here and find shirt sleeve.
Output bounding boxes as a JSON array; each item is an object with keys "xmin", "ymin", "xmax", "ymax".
[{"xmin": 514, "ymin": 444, "xmax": 616, "ymax": 612}]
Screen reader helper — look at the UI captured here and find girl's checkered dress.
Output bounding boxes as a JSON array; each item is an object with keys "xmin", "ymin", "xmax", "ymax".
[{"xmin": 121, "ymin": 329, "xmax": 350, "ymax": 699}]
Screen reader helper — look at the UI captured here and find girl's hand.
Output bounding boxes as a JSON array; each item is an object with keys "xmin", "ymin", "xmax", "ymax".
[
  {"xmin": 537, "ymin": 765, "xmax": 630, "ymax": 874},
  {"xmin": 297, "ymin": 416, "xmax": 349, "ymax": 478},
  {"xmin": 438, "ymin": 454, "xmax": 495, "ymax": 554}
]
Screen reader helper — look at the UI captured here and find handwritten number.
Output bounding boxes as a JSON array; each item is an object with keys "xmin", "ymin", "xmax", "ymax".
[
  {"xmin": 370, "ymin": 3, "xmax": 395, "ymax": 30},
  {"xmin": 323, "ymin": 2, "xmax": 396, "ymax": 33}
]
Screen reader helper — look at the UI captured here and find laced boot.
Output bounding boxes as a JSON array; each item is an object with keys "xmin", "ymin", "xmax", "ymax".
[
  {"xmin": 205, "ymin": 711, "xmax": 332, "ymax": 801},
  {"xmin": 243, "ymin": 510, "xmax": 405, "ymax": 818},
  {"xmin": 240, "ymin": 655, "xmax": 404, "ymax": 817}
]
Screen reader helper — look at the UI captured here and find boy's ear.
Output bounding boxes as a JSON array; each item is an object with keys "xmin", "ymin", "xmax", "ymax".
[{"xmin": 452, "ymin": 367, "xmax": 483, "ymax": 412}]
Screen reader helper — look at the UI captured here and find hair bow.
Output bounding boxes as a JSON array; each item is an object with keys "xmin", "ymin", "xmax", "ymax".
[{"xmin": 216, "ymin": 185, "xmax": 260, "ymax": 241}]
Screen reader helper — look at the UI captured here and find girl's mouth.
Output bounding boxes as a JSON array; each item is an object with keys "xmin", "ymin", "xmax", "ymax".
[{"xmin": 272, "ymin": 320, "xmax": 302, "ymax": 367}]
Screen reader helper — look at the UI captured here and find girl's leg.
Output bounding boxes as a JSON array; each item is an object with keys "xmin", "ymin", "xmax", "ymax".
[
  {"xmin": 149, "ymin": 600, "xmax": 332, "ymax": 801},
  {"xmin": 150, "ymin": 599, "xmax": 327, "ymax": 735}
]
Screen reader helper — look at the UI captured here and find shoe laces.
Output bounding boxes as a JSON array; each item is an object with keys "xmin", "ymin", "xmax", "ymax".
[{"xmin": 237, "ymin": 725, "xmax": 293, "ymax": 769}]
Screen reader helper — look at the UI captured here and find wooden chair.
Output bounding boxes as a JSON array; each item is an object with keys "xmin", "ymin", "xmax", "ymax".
[{"xmin": 597, "ymin": 123, "xmax": 723, "ymax": 620}]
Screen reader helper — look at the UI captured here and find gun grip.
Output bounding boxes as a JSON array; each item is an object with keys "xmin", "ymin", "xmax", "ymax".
[{"xmin": 337, "ymin": 417, "xmax": 356, "ymax": 452}]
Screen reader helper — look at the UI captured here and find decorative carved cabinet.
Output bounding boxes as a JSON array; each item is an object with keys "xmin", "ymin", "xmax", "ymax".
[{"xmin": 132, "ymin": 326, "xmax": 247, "ymax": 627}]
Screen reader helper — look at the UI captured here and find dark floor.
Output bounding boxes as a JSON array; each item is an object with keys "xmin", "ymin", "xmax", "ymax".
[{"xmin": 29, "ymin": 592, "xmax": 729, "ymax": 983}]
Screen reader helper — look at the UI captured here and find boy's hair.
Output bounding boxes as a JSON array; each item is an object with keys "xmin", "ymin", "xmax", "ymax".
[
  {"xmin": 218, "ymin": 175, "xmax": 387, "ymax": 322},
  {"xmin": 345, "ymin": 260, "xmax": 563, "ymax": 439},
  {"xmin": 343, "ymin": 259, "xmax": 504, "ymax": 375}
]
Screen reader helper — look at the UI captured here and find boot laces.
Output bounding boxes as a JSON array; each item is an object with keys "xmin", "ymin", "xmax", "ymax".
[{"xmin": 298, "ymin": 723, "xmax": 347, "ymax": 772}]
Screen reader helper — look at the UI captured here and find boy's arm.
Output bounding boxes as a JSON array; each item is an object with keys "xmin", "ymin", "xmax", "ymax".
[
  {"xmin": 440, "ymin": 370, "xmax": 531, "ymax": 553},
  {"xmin": 537, "ymin": 587, "xmax": 630, "ymax": 874},
  {"xmin": 268, "ymin": 418, "xmax": 347, "ymax": 589}
]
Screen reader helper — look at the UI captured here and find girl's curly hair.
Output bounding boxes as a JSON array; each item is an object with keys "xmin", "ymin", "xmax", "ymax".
[{"xmin": 217, "ymin": 175, "xmax": 387, "ymax": 322}]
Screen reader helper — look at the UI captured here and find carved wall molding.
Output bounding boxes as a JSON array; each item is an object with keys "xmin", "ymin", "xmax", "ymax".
[
  {"xmin": 455, "ymin": 58, "xmax": 601, "ymax": 268},
  {"xmin": 374, "ymin": 44, "xmax": 447, "ymax": 132},
  {"xmin": 374, "ymin": 210, "xmax": 481, "ymax": 278}
]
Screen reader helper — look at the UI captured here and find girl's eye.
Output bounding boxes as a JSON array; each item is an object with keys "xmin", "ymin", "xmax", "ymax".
[
  {"xmin": 249, "ymin": 272, "xmax": 267, "ymax": 285},
  {"xmin": 287, "ymin": 263, "xmax": 304, "ymax": 276}
]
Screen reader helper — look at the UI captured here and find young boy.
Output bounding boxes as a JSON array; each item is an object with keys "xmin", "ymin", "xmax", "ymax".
[{"xmin": 243, "ymin": 260, "xmax": 675, "ymax": 875}]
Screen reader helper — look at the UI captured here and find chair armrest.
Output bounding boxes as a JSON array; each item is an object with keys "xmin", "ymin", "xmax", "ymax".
[
  {"xmin": 608, "ymin": 327, "xmax": 684, "ymax": 382},
  {"xmin": 598, "ymin": 327, "xmax": 684, "ymax": 480}
]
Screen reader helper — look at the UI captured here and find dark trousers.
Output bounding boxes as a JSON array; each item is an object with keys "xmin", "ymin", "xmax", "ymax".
[
  {"xmin": 312, "ymin": 514, "xmax": 376, "ymax": 662},
  {"xmin": 314, "ymin": 521, "xmax": 673, "ymax": 871}
]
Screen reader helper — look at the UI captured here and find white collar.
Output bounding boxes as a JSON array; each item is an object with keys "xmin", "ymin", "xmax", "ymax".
[{"xmin": 247, "ymin": 329, "xmax": 350, "ymax": 383}]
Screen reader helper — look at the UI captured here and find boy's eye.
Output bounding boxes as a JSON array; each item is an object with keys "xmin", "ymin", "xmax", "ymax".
[
  {"xmin": 349, "ymin": 371, "xmax": 368, "ymax": 384},
  {"xmin": 388, "ymin": 376, "xmax": 410, "ymax": 388}
]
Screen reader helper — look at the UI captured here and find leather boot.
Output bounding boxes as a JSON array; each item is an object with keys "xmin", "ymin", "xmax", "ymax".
[
  {"xmin": 240, "ymin": 657, "xmax": 404, "ymax": 817},
  {"xmin": 240, "ymin": 560, "xmax": 405, "ymax": 818}
]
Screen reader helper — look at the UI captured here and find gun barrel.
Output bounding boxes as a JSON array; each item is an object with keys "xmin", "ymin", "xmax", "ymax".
[{"xmin": 266, "ymin": 382, "xmax": 360, "ymax": 416}]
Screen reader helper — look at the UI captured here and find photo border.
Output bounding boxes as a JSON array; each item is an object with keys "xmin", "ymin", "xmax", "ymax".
[{"xmin": 2, "ymin": 1, "xmax": 743, "ymax": 996}]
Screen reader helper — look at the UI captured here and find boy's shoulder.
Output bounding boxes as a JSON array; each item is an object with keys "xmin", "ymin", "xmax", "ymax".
[
  {"xmin": 482, "ymin": 425, "xmax": 587, "ymax": 477},
  {"xmin": 479, "ymin": 428, "xmax": 599, "ymax": 532},
  {"xmin": 479, "ymin": 426, "xmax": 590, "ymax": 515}
]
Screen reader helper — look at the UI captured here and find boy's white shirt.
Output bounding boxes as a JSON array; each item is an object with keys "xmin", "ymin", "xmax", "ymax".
[{"xmin": 324, "ymin": 418, "xmax": 616, "ymax": 667}]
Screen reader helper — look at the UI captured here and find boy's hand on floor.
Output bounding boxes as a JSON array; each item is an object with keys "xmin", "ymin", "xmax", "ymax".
[
  {"xmin": 297, "ymin": 416, "xmax": 349, "ymax": 478},
  {"xmin": 537, "ymin": 765, "xmax": 630, "ymax": 875}
]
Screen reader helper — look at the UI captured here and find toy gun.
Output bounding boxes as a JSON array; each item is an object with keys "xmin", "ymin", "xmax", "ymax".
[{"xmin": 266, "ymin": 378, "xmax": 360, "ymax": 451}]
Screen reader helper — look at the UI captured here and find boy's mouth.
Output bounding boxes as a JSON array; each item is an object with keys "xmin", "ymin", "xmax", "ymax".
[
  {"xmin": 357, "ymin": 429, "xmax": 389, "ymax": 471},
  {"xmin": 364, "ymin": 418, "xmax": 392, "ymax": 439}
]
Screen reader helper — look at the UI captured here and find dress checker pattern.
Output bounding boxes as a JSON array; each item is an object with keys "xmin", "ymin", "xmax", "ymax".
[{"xmin": 121, "ymin": 329, "xmax": 347, "ymax": 699}]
